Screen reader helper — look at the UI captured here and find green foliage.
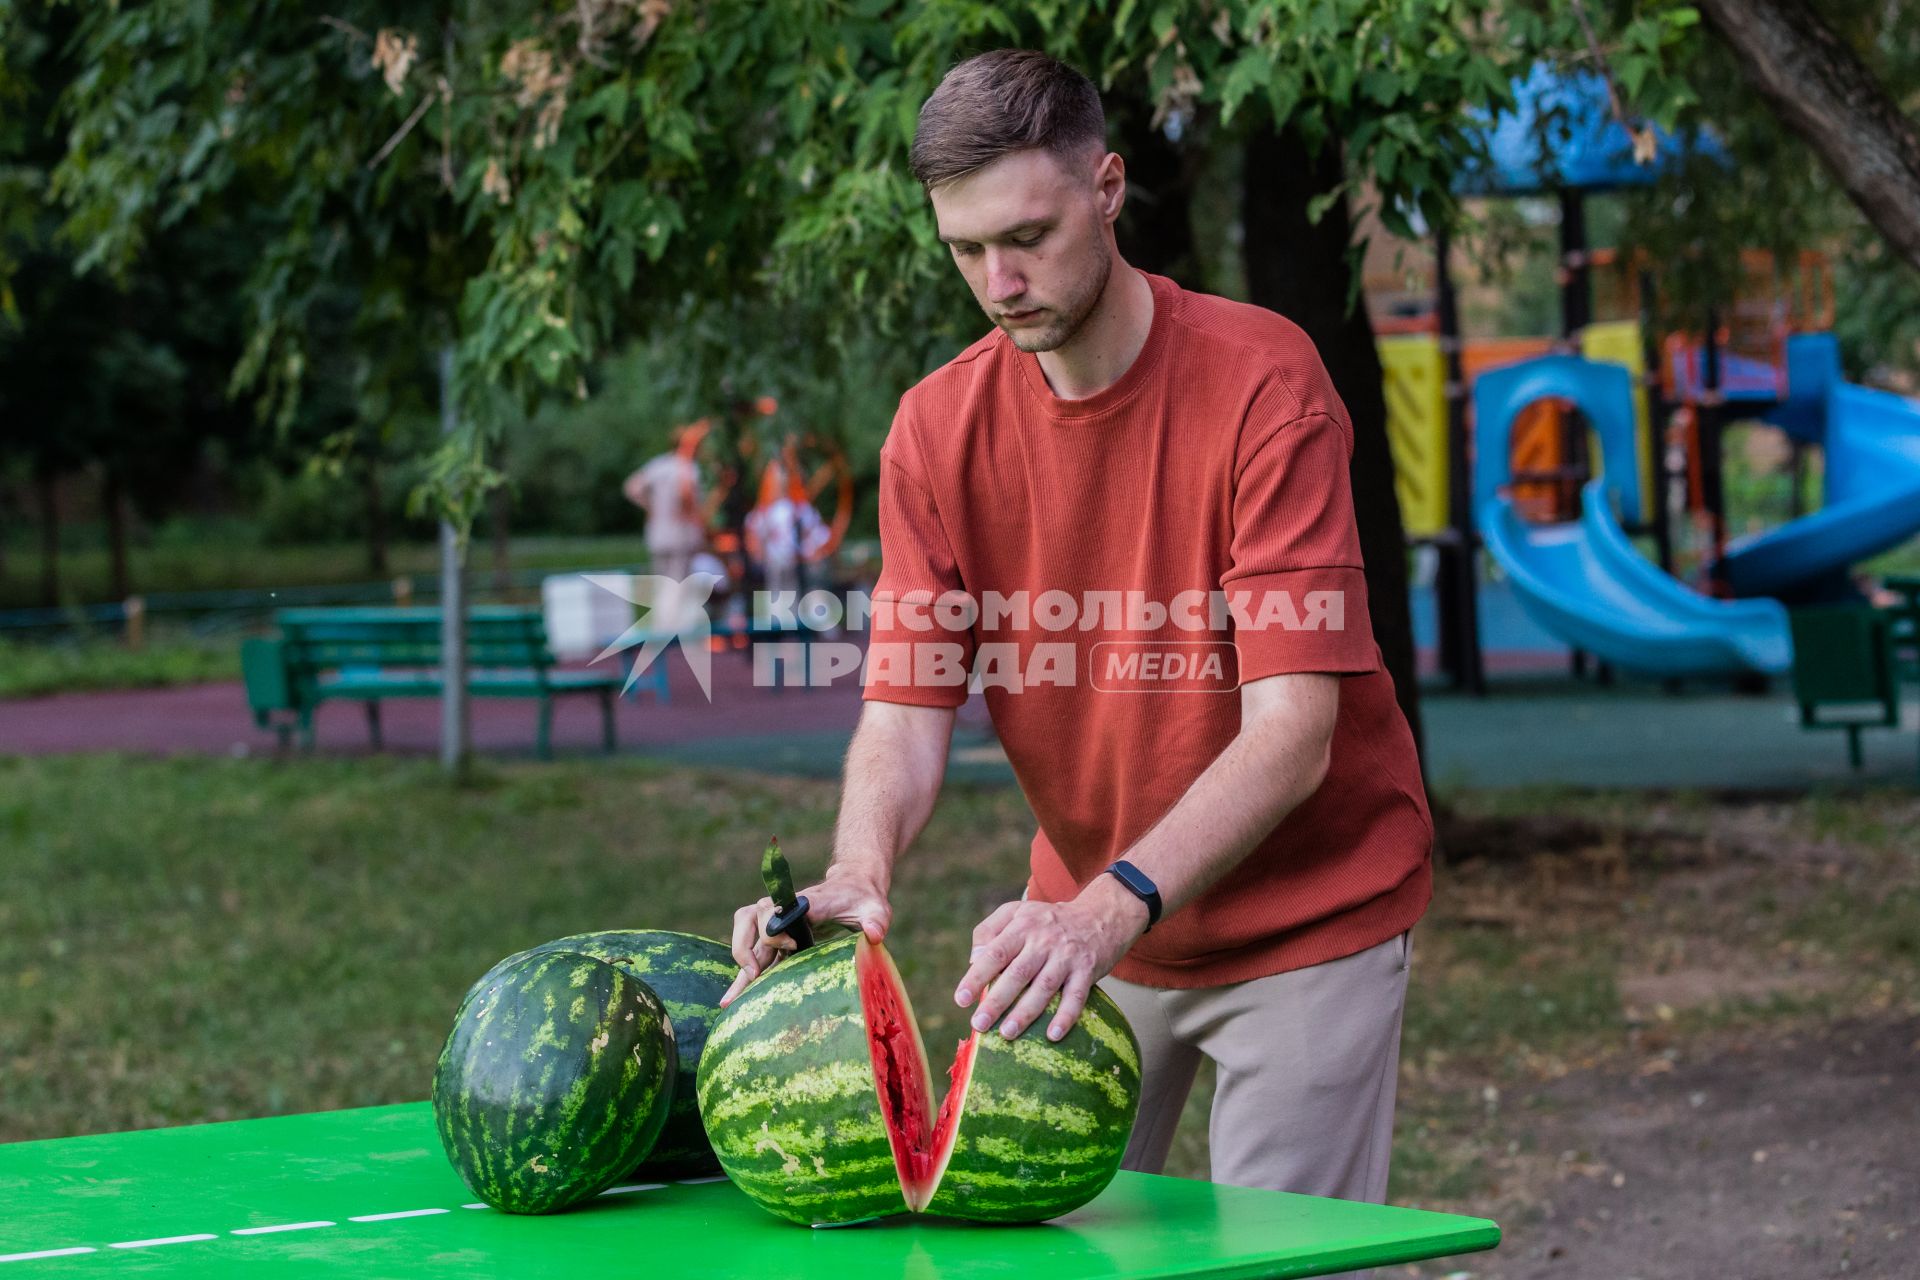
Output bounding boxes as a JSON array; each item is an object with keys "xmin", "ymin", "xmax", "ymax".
[
  {"xmin": 1606, "ymin": 0, "xmax": 1920, "ymax": 382},
  {"xmin": 39, "ymin": 0, "xmax": 1707, "ymax": 532},
  {"xmin": 1833, "ymin": 230, "xmax": 1920, "ymax": 387},
  {"xmin": 0, "ymin": 526, "xmax": 645, "ymax": 612}
]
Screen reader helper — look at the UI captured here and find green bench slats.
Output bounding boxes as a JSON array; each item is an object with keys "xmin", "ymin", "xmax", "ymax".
[
  {"xmin": 243, "ymin": 607, "xmax": 626, "ymax": 759},
  {"xmin": 1788, "ymin": 604, "xmax": 1913, "ymax": 777}
]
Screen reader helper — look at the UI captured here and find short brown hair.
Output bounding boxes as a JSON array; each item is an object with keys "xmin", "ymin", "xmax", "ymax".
[{"xmin": 909, "ymin": 49, "xmax": 1106, "ymax": 189}]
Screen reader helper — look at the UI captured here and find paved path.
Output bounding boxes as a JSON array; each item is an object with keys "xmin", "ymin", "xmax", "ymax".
[
  {"xmin": 3, "ymin": 646, "xmax": 1913, "ymax": 791},
  {"xmin": 0, "ymin": 649, "xmax": 869, "ymax": 760},
  {"xmin": 626, "ymin": 682, "xmax": 1920, "ymax": 792}
]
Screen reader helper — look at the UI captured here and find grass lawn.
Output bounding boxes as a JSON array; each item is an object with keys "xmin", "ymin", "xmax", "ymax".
[
  {"xmin": 0, "ymin": 632, "xmax": 241, "ymax": 699},
  {"xmin": 3, "ymin": 755, "xmax": 1916, "ymax": 1271},
  {"xmin": 0, "ymin": 533, "xmax": 645, "ymax": 611}
]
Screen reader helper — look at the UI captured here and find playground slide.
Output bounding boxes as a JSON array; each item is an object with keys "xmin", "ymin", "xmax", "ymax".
[
  {"xmin": 1471, "ymin": 358, "xmax": 1791, "ymax": 678},
  {"xmin": 1718, "ymin": 380, "xmax": 1920, "ymax": 598},
  {"xmin": 1483, "ymin": 481, "xmax": 1793, "ymax": 677}
]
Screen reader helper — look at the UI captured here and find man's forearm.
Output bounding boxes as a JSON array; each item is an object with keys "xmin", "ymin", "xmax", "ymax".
[
  {"xmin": 829, "ymin": 702, "xmax": 955, "ymax": 889},
  {"xmin": 952, "ymin": 674, "xmax": 1338, "ymax": 1041},
  {"xmin": 1093, "ymin": 672, "xmax": 1337, "ymax": 922}
]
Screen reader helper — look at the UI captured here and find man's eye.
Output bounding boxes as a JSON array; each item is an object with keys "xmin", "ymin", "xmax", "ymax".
[
  {"xmin": 1013, "ymin": 233, "xmax": 1044, "ymax": 247},
  {"xmin": 952, "ymin": 244, "xmax": 979, "ymax": 257}
]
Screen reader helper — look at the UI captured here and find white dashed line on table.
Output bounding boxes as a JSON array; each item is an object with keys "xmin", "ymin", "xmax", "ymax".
[
  {"xmin": 348, "ymin": 1209, "xmax": 449, "ymax": 1223},
  {"xmin": 2, "ymin": 1180, "xmax": 703, "ymax": 1265},
  {"xmin": 110, "ymin": 1234, "xmax": 218, "ymax": 1249}
]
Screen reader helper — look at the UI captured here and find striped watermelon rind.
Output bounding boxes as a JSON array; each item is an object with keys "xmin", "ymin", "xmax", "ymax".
[
  {"xmin": 472, "ymin": 929, "xmax": 731, "ymax": 1173},
  {"xmin": 695, "ymin": 935, "xmax": 911, "ymax": 1225},
  {"xmin": 697, "ymin": 933, "xmax": 1141, "ymax": 1226},
  {"xmin": 922, "ymin": 982, "xmax": 1141, "ymax": 1221},
  {"xmin": 434, "ymin": 949, "xmax": 677, "ymax": 1214}
]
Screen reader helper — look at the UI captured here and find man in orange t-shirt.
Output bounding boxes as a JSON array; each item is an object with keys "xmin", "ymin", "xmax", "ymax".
[{"xmin": 724, "ymin": 49, "xmax": 1432, "ymax": 1207}]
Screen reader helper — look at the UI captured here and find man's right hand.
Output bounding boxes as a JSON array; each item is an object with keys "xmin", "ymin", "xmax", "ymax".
[{"xmin": 721, "ymin": 866, "xmax": 891, "ymax": 1006}]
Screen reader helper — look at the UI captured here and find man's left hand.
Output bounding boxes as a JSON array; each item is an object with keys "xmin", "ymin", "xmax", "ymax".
[{"xmin": 954, "ymin": 876, "xmax": 1150, "ymax": 1042}]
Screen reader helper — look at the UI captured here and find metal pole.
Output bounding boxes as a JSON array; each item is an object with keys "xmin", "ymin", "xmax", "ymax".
[
  {"xmin": 1433, "ymin": 222, "xmax": 1486, "ymax": 695},
  {"xmin": 1557, "ymin": 190, "xmax": 1592, "ymax": 337},
  {"xmin": 1558, "ymin": 189, "xmax": 1594, "ymax": 517},
  {"xmin": 438, "ymin": 343, "xmax": 470, "ymax": 774},
  {"xmin": 1639, "ymin": 267, "xmax": 1674, "ymax": 575},
  {"xmin": 1700, "ymin": 309, "xmax": 1728, "ymax": 571},
  {"xmin": 1559, "ymin": 189, "xmax": 1592, "ymax": 675}
]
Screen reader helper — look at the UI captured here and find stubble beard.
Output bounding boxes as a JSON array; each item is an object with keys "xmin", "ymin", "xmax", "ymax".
[{"xmin": 1000, "ymin": 247, "xmax": 1114, "ymax": 355}]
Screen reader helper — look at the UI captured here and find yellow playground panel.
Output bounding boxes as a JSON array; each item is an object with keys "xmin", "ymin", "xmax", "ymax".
[
  {"xmin": 1378, "ymin": 334, "xmax": 1449, "ymax": 537},
  {"xmin": 1578, "ymin": 320, "xmax": 1655, "ymax": 510}
]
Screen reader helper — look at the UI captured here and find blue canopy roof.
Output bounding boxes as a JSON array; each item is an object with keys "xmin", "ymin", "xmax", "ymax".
[{"xmin": 1453, "ymin": 64, "xmax": 1729, "ymax": 197}]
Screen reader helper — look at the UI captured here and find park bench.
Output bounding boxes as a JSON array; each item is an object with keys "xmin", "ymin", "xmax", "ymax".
[
  {"xmin": 242, "ymin": 606, "xmax": 623, "ymax": 759},
  {"xmin": 1787, "ymin": 604, "xmax": 1914, "ymax": 775}
]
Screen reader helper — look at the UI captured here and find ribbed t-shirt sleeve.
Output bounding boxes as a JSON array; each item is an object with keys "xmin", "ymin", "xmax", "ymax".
[
  {"xmin": 1221, "ymin": 389, "xmax": 1378, "ymax": 680},
  {"xmin": 861, "ymin": 414, "xmax": 976, "ymax": 708}
]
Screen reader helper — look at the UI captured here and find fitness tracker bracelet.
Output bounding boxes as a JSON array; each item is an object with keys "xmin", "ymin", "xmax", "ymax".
[{"xmin": 1104, "ymin": 860, "xmax": 1163, "ymax": 931}]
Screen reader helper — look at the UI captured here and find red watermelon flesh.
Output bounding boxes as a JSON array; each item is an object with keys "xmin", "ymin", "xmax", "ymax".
[
  {"xmin": 855, "ymin": 938, "xmax": 988, "ymax": 1211},
  {"xmin": 920, "ymin": 1029, "xmax": 981, "ymax": 1209}
]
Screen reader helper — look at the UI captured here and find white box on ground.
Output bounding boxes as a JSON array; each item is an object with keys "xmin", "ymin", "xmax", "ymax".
[{"xmin": 542, "ymin": 573, "xmax": 638, "ymax": 660}]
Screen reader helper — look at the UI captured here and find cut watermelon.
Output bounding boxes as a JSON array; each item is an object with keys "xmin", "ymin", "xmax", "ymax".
[{"xmin": 698, "ymin": 934, "xmax": 1140, "ymax": 1225}]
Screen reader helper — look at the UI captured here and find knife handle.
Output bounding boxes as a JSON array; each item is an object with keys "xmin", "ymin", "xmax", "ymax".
[{"xmin": 767, "ymin": 895, "xmax": 814, "ymax": 951}]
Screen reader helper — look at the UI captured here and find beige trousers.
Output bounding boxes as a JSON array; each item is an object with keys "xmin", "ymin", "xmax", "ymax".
[{"xmin": 1102, "ymin": 931, "xmax": 1412, "ymax": 1202}]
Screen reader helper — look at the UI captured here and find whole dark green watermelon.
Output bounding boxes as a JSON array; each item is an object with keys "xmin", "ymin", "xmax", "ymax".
[
  {"xmin": 470, "ymin": 930, "xmax": 731, "ymax": 1174},
  {"xmin": 435, "ymin": 950, "xmax": 676, "ymax": 1214}
]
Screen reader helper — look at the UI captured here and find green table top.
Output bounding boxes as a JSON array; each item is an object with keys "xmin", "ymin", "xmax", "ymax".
[{"xmin": 0, "ymin": 1104, "xmax": 1499, "ymax": 1278}]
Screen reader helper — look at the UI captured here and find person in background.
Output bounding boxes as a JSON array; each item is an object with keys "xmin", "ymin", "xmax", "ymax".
[
  {"xmin": 744, "ymin": 458, "xmax": 833, "ymax": 599},
  {"xmin": 625, "ymin": 423, "xmax": 709, "ymax": 630}
]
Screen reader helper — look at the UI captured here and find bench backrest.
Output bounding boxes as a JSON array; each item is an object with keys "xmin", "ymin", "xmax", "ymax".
[
  {"xmin": 275, "ymin": 607, "xmax": 554, "ymax": 679},
  {"xmin": 1788, "ymin": 605, "xmax": 1895, "ymax": 709}
]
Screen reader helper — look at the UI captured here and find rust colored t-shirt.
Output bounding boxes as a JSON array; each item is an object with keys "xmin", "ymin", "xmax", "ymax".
[{"xmin": 862, "ymin": 269, "xmax": 1433, "ymax": 988}]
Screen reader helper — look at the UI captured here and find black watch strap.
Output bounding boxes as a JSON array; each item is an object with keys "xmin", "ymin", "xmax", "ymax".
[{"xmin": 1104, "ymin": 860, "xmax": 1162, "ymax": 931}]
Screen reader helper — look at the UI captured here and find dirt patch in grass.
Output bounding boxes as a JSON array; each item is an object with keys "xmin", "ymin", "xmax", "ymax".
[
  {"xmin": 1425, "ymin": 1016, "xmax": 1920, "ymax": 1279},
  {"xmin": 1383, "ymin": 788, "xmax": 1920, "ymax": 1279}
]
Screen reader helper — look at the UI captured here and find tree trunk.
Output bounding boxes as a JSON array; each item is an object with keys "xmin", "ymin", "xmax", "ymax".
[
  {"xmin": 437, "ymin": 345, "xmax": 470, "ymax": 777},
  {"xmin": 36, "ymin": 464, "xmax": 61, "ymax": 608},
  {"xmin": 1112, "ymin": 102, "xmax": 1201, "ymax": 281},
  {"xmin": 365, "ymin": 458, "xmax": 390, "ymax": 577},
  {"xmin": 1241, "ymin": 124, "xmax": 1425, "ymax": 760},
  {"xmin": 103, "ymin": 463, "xmax": 132, "ymax": 600},
  {"xmin": 1697, "ymin": 0, "xmax": 1920, "ymax": 272}
]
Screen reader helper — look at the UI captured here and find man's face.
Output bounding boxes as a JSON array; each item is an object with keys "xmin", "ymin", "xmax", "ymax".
[{"xmin": 930, "ymin": 146, "xmax": 1121, "ymax": 354}]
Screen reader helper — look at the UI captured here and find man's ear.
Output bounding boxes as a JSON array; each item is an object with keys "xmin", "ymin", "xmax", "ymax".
[{"xmin": 1093, "ymin": 149, "xmax": 1126, "ymax": 221}]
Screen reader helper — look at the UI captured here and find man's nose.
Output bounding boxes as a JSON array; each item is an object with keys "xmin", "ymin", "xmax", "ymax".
[{"xmin": 983, "ymin": 251, "xmax": 1025, "ymax": 303}]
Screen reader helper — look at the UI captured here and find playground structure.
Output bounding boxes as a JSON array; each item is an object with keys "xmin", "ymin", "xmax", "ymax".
[
  {"xmin": 1376, "ymin": 67, "xmax": 1920, "ymax": 690},
  {"xmin": 675, "ymin": 401, "xmax": 855, "ymax": 588}
]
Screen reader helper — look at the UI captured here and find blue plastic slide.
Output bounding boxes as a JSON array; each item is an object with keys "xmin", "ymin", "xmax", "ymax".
[
  {"xmin": 1473, "ymin": 356, "xmax": 1792, "ymax": 677},
  {"xmin": 1718, "ymin": 376, "xmax": 1920, "ymax": 597},
  {"xmin": 1482, "ymin": 483, "xmax": 1792, "ymax": 676}
]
